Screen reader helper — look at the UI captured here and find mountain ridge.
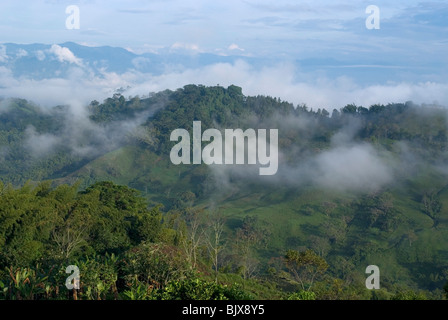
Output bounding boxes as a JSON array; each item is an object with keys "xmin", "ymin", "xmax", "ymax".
[{"xmin": 1, "ymin": 84, "xmax": 448, "ymax": 296}]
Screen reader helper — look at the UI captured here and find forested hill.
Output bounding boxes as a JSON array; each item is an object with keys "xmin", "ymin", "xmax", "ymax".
[
  {"xmin": 1, "ymin": 84, "xmax": 448, "ymax": 300},
  {"xmin": 1, "ymin": 84, "xmax": 446, "ymax": 185}
]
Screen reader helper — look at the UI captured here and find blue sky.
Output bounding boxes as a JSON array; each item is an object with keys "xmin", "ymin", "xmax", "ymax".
[
  {"xmin": 0, "ymin": 0, "xmax": 447, "ymax": 108},
  {"xmin": 1, "ymin": 0, "xmax": 446, "ymax": 59}
]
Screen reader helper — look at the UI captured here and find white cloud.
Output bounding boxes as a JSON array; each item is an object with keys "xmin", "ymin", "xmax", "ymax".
[
  {"xmin": 203, "ymin": 114, "xmax": 396, "ymax": 193},
  {"xmin": 0, "ymin": 47, "xmax": 444, "ymax": 193},
  {"xmin": 0, "ymin": 66, "xmax": 126, "ymax": 107},
  {"xmin": 35, "ymin": 50, "xmax": 46, "ymax": 61},
  {"xmin": 0, "ymin": 66, "xmax": 14, "ymax": 88},
  {"xmin": 228, "ymin": 43, "xmax": 245, "ymax": 51},
  {"xmin": 170, "ymin": 42, "xmax": 201, "ymax": 52},
  {"xmin": 48, "ymin": 44, "xmax": 83, "ymax": 66},
  {"xmin": 122, "ymin": 60, "xmax": 448, "ymax": 109},
  {"xmin": 0, "ymin": 57, "xmax": 447, "ymax": 111},
  {"xmin": 312, "ymin": 144, "xmax": 393, "ymax": 192},
  {"xmin": 25, "ymin": 126, "xmax": 60, "ymax": 157},
  {"xmin": 132, "ymin": 57, "xmax": 151, "ymax": 70},
  {"xmin": 16, "ymin": 48, "xmax": 28, "ymax": 58},
  {"xmin": 0, "ymin": 45, "xmax": 8, "ymax": 62}
]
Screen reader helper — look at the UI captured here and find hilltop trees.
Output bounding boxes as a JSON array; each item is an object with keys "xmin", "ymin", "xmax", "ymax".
[
  {"xmin": 284, "ymin": 249, "xmax": 329, "ymax": 292},
  {"xmin": 1, "ymin": 85, "xmax": 448, "ymax": 300},
  {"xmin": 0, "ymin": 180, "xmax": 250, "ymax": 300},
  {"xmin": 0, "ymin": 181, "xmax": 163, "ymax": 268},
  {"xmin": 1, "ymin": 85, "xmax": 447, "ymax": 188}
]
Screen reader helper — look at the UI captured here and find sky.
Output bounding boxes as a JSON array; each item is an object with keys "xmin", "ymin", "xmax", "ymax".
[
  {"xmin": 0, "ymin": 0, "xmax": 447, "ymax": 108},
  {"xmin": 0, "ymin": 0, "xmax": 447, "ymax": 192},
  {"xmin": 1, "ymin": 0, "xmax": 446, "ymax": 58}
]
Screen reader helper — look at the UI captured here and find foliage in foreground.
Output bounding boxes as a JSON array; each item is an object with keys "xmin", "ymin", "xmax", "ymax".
[{"xmin": 0, "ymin": 180, "xmax": 446, "ymax": 300}]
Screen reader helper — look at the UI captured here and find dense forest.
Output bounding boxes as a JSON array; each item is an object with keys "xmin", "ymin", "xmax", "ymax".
[{"xmin": 1, "ymin": 84, "xmax": 448, "ymax": 300}]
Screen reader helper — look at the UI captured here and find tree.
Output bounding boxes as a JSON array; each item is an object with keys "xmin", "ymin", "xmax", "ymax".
[
  {"xmin": 123, "ymin": 242, "xmax": 188, "ymax": 290},
  {"xmin": 156, "ymin": 278, "xmax": 251, "ymax": 300},
  {"xmin": 321, "ymin": 201, "xmax": 336, "ymax": 217},
  {"xmin": 322, "ymin": 220, "xmax": 347, "ymax": 244},
  {"xmin": 369, "ymin": 104, "xmax": 385, "ymax": 114},
  {"xmin": 0, "ymin": 182, "xmax": 61, "ymax": 266},
  {"xmin": 390, "ymin": 290, "xmax": 427, "ymax": 300},
  {"xmin": 205, "ymin": 210, "xmax": 226, "ymax": 282},
  {"xmin": 287, "ymin": 290, "xmax": 316, "ymax": 300},
  {"xmin": 179, "ymin": 207, "xmax": 205, "ymax": 270},
  {"xmin": 51, "ymin": 222, "xmax": 87, "ymax": 260},
  {"xmin": 444, "ymin": 281, "xmax": 448, "ymax": 299},
  {"xmin": 331, "ymin": 109, "xmax": 340, "ymax": 119},
  {"xmin": 308, "ymin": 235, "xmax": 331, "ymax": 258},
  {"xmin": 357, "ymin": 106, "xmax": 369, "ymax": 115},
  {"xmin": 405, "ymin": 230, "xmax": 418, "ymax": 247},
  {"xmin": 341, "ymin": 104, "xmax": 358, "ymax": 114},
  {"xmin": 234, "ymin": 216, "xmax": 265, "ymax": 279},
  {"xmin": 356, "ymin": 192, "xmax": 401, "ymax": 232},
  {"xmin": 421, "ymin": 190, "xmax": 441, "ymax": 224},
  {"xmin": 284, "ymin": 249, "xmax": 329, "ymax": 291},
  {"xmin": 175, "ymin": 191, "xmax": 196, "ymax": 210},
  {"xmin": 79, "ymin": 181, "xmax": 156, "ymax": 254},
  {"xmin": 134, "ymin": 205, "xmax": 163, "ymax": 243}
]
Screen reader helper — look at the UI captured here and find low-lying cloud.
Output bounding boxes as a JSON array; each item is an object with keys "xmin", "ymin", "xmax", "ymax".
[
  {"xmin": 0, "ymin": 49, "xmax": 447, "ymax": 110},
  {"xmin": 22, "ymin": 101, "xmax": 157, "ymax": 160},
  {"xmin": 0, "ymin": 45, "xmax": 446, "ymax": 194},
  {"xmin": 48, "ymin": 44, "xmax": 83, "ymax": 66},
  {"xmin": 205, "ymin": 118, "xmax": 396, "ymax": 194},
  {"xmin": 311, "ymin": 144, "xmax": 393, "ymax": 191}
]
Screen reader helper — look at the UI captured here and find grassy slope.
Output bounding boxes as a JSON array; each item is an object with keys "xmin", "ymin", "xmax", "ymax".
[{"xmin": 52, "ymin": 142, "xmax": 448, "ymax": 293}]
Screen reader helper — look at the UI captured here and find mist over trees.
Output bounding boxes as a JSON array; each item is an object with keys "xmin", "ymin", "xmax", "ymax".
[{"xmin": 1, "ymin": 84, "xmax": 448, "ymax": 300}]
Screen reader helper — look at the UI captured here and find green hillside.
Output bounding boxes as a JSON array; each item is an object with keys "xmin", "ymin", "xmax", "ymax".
[{"xmin": 1, "ymin": 85, "xmax": 448, "ymax": 300}]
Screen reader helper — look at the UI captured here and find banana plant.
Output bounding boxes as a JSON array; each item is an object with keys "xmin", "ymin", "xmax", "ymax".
[
  {"xmin": 0, "ymin": 280, "xmax": 8, "ymax": 299},
  {"xmin": 122, "ymin": 277, "xmax": 153, "ymax": 300},
  {"xmin": 6, "ymin": 267, "xmax": 48, "ymax": 300}
]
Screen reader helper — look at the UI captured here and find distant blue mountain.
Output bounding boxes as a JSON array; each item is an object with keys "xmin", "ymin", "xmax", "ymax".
[
  {"xmin": 0, "ymin": 42, "xmax": 439, "ymax": 85},
  {"xmin": 0, "ymin": 42, "xmax": 260, "ymax": 80}
]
